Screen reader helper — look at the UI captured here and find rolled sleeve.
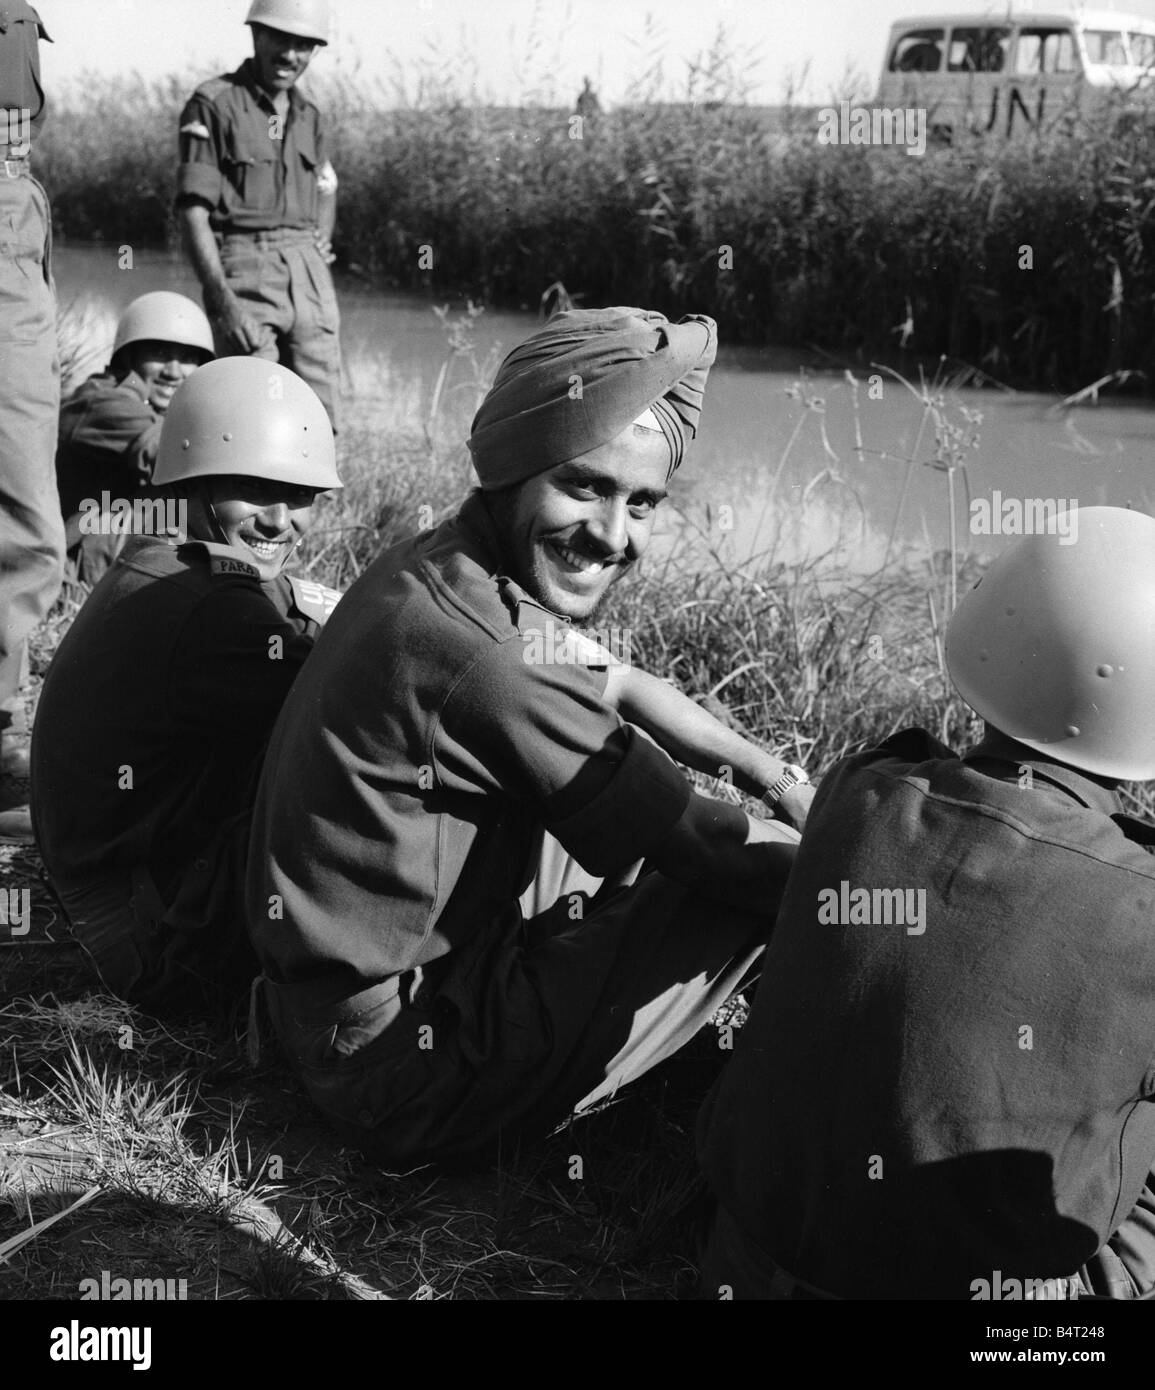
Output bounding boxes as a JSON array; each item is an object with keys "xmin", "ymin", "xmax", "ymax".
[
  {"xmin": 548, "ymin": 725, "xmax": 691, "ymax": 874},
  {"xmin": 438, "ymin": 644, "xmax": 692, "ymax": 876}
]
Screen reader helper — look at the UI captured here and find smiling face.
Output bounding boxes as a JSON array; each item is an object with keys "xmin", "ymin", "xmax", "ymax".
[
  {"xmin": 250, "ymin": 23, "xmax": 319, "ymax": 93},
  {"xmin": 126, "ymin": 340, "xmax": 205, "ymax": 414},
  {"xmin": 188, "ymin": 476, "xmax": 321, "ymax": 580},
  {"xmin": 486, "ymin": 423, "xmax": 671, "ymax": 622}
]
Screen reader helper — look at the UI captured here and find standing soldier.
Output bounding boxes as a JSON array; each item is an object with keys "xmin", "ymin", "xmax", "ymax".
[
  {"xmin": 175, "ymin": 0, "xmax": 341, "ymax": 430},
  {"xmin": 0, "ymin": 2, "xmax": 62, "ymax": 845}
]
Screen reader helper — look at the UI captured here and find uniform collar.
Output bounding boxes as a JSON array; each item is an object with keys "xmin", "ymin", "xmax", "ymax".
[
  {"xmin": 452, "ymin": 490, "xmax": 506, "ymax": 569},
  {"xmin": 235, "ymin": 58, "xmax": 306, "ymax": 116},
  {"xmin": 448, "ymin": 490, "xmax": 570, "ymax": 624},
  {"xmin": 963, "ymin": 728, "xmax": 1122, "ymax": 816}
]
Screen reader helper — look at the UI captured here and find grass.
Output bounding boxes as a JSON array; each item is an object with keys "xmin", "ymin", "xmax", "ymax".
[
  {"xmin": 31, "ymin": 26, "xmax": 1155, "ymax": 395},
  {"xmin": 3, "ymin": 301, "xmax": 1152, "ymax": 1303}
]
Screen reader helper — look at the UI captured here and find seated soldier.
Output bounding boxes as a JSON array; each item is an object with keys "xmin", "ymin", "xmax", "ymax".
[
  {"xmin": 697, "ymin": 506, "xmax": 1155, "ymax": 1300},
  {"xmin": 245, "ymin": 306, "xmax": 812, "ymax": 1171},
  {"xmin": 31, "ymin": 358, "xmax": 342, "ymax": 1016},
  {"xmin": 57, "ymin": 291, "xmax": 216, "ymax": 587}
]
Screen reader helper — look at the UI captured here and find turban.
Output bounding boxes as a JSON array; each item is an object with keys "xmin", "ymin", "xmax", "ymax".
[{"xmin": 467, "ymin": 306, "xmax": 718, "ymax": 490}]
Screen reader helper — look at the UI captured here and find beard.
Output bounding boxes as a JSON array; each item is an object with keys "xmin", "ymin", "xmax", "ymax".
[{"xmin": 480, "ymin": 486, "xmax": 626, "ymax": 625}]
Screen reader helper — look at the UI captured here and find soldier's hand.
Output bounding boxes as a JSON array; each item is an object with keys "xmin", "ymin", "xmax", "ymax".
[
  {"xmin": 313, "ymin": 230, "xmax": 336, "ymax": 265},
  {"xmin": 214, "ymin": 291, "xmax": 263, "ymax": 354}
]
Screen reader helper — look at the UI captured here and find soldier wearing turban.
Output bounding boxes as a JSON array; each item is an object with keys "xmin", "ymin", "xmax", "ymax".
[{"xmin": 245, "ymin": 307, "xmax": 812, "ymax": 1168}]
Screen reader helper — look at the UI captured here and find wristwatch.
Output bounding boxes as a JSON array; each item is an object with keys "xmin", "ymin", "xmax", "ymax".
[{"xmin": 762, "ymin": 764, "xmax": 810, "ymax": 810}]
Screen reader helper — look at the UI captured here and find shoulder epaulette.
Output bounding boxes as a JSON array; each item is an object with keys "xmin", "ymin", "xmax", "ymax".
[
  {"xmin": 191, "ymin": 75, "xmax": 232, "ymax": 106},
  {"xmin": 286, "ymin": 574, "xmax": 342, "ymax": 625},
  {"xmin": 180, "ymin": 539, "xmax": 261, "ymax": 580}
]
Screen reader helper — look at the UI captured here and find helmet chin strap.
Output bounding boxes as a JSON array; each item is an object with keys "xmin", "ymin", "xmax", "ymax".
[{"xmin": 203, "ymin": 489, "xmax": 232, "ymax": 548}]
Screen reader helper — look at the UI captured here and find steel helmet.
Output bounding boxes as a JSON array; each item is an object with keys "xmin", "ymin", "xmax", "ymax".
[
  {"xmin": 154, "ymin": 359, "xmax": 342, "ymax": 491},
  {"xmin": 245, "ymin": 0, "xmax": 330, "ymax": 44},
  {"xmin": 111, "ymin": 292, "xmax": 215, "ymax": 365},
  {"xmin": 945, "ymin": 505, "xmax": 1155, "ymax": 780}
]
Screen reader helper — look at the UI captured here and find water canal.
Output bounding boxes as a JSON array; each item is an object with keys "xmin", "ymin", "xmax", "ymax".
[{"xmin": 54, "ymin": 245, "xmax": 1155, "ymax": 574}]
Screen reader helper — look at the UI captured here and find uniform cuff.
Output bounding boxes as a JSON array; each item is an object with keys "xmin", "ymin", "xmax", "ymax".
[
  {"xmin": 177, "ymin": 163, "xmax": 223, "ymax": 205},
  {"xmin": 547, "ymin": 728, "xmax": 691, "ymax": 876}
]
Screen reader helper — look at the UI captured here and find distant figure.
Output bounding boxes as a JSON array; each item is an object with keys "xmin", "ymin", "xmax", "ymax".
[
  {"xmin": 57, "ymin": 292, "xmax": 215, "ymax": 587},
  {"xmin": 576, "ymin": 76, "xmax": 601, "ymax": 122},
  {"xmin": 176, "ymin": 0, "xmax": 341, "ymax": 431},
  {"xmin": 897, "ymin": 40, "xmax": 941, "ymax": 73}
]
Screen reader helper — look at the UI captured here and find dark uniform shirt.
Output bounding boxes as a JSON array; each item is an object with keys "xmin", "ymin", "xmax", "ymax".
[
  {"xmin": 0, "ymin": 1, "xmax": 50, "ymax": 149},
  {"xmin": 32, "ymin": 535, "xmax": 335, "ymax": 898},
  {"xmin": 697, "ymin": 727, "xmax": 1155, "ymax": 1299},
  {"xmin": 56, "ymin": 369, "xmax": 162, "ymax": 554},
  {"xmin": 175, "ymin": 59, "xmax": 328, "ymax": 232},
  {"xmin": 247, "ymin": 491, "xmax": 693, "ymax": 1006}
]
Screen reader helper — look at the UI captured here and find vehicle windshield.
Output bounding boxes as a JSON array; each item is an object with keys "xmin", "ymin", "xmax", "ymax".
[
  {"xmin": 1084, "ymin": 29, "xmax": 1131, "ymax": 66},
  {"xmin": 888, "ymin": 29, "xmax": 944, "ymax": 72},
  {"xmin": 947, "ymin": 27, "xmax": 1011, "ymax": 73},
  {"xmin": 1126, "ymin": 31, "xmax": 1155, "ymax": 69},
  {"xmin": 1014, "ymin": 28, "xmax": 1080, "ymax": 75}
]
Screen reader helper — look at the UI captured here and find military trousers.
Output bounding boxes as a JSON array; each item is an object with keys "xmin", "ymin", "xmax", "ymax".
[
  {"xmin": 212, "ymin": 228, "xmax": 341, "ymax": 431},
  {"xmin": 266, "ymin": 823, "xmax": 799, "ymax": 1169},
  {"xmin": 0, "ymin": 169, "xmax": 62, "ymax": 736},
  {"xmin": 47, "ymin": 816, "xmax": 259, "ymax": 1017}
]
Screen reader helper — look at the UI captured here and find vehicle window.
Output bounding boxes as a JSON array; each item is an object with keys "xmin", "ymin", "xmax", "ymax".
[
  {"xmin": 1128, "ymin": 31, "xmax": 1155, "ymax": 68},
  {"xmin": 947, "ymin": 27, "xmax": 1010, "ymax": 73},
  {"xmin": 1084, "ymin": 30, "xmax": 1129, "ymax": 66},
  {"xmin": 1014, "ymin": 28, "xmax": 1079, "ymax": 75},
  {"xmin": 889, "ymin": 29, "xmax": 944, "ymax": 72}
]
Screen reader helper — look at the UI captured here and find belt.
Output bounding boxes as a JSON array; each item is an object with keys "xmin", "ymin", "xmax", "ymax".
[{"xmin": 220, "ymin": 227, "xmax": 316, "ymax": 248}]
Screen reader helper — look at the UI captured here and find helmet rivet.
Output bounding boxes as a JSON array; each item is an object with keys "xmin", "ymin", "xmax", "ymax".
[
  {"xmin": 223, "ymin": 432, "xmax": 233, "ymax": 442},
  {"xmin": 1065, "ymin": 724, "xmax": 1081, "ymax": 737},
  {"xmin": 1004, "ymin": 606, "xmax": 1015, "ymax": 616},
  {"xmin": 1097, "ymin": 664, "xmax": 1113, "ymax": 678},
  {"xmin": 302, "ymin": 449, "xmax": 309, "ymax": 457},
  {"xmin": 181, "ymin": 439, "xmax": 191, "ymax": 449}
]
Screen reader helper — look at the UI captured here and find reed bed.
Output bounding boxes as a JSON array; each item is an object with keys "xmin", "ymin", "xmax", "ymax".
[{"xmin": 34, "ymin": 28, "xmax": 1155, "ymax": 394}]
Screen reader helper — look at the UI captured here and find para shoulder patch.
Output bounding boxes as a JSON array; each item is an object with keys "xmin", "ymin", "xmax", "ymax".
[
  {"xmin": 181, "ymin": 540, "xmax": 261, "ymax": 580},
  {"xmin": 180, "ymin": 121, "xmax": 212, "ymax": 140},
  {"xmin": 287, "ymin": 575, "xmax": 343, "ymax": 625}
]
